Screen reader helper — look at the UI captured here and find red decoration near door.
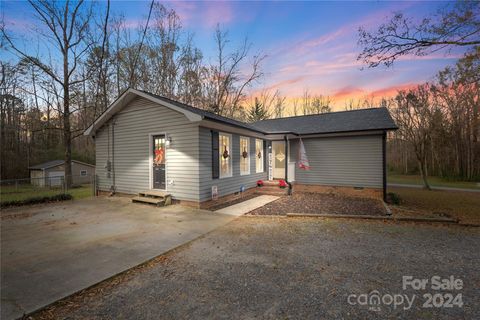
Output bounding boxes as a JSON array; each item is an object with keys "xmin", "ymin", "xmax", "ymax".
[{"xmin": 154, "ymin": 148, "xmax": 164, "ymax": 165}]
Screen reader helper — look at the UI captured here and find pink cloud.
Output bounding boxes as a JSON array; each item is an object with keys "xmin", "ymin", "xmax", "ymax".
[
  {"xmin": 369, "ymin": 83, "xmax": 418, "ymax": 97},
  {"xmin": 168, "ymin": 1, "xmax": 237, "ymax": 28},
  {"xmin": 3, "ymin": 17, "xmax": 34, "ymax": 32},
  {"xmin": 293, "ymin": 28, "xmax": 348, "ymax": 55},
  {"xmin": 249, "ymin": 76, "xmax": 308, "ymax": 97},
  {"xmin": 333, "ymin": 86, "xmax": 365, "ymax": 98}
]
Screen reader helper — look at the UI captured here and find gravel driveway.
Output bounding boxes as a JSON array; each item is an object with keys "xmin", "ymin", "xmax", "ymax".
[
  {"xmin": 249, "ymin": 192, "xmax": 387, "ymax": 216},
  {"xmin": 32, "ymin": 218, "xmax": 479, "ymax": 319}
]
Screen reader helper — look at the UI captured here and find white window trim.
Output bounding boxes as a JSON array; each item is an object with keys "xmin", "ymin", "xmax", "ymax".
[
  {"xmin": 80, "ymin": 170, "xmax": 87, "ymax": 176},
  {"xmin": 255, "ymin": 139, "xmax": 264, "ymax": 173},
  {"xmin": 240, "ymin": 136, "xmax": 250, "ymax": 176},
  {"xmin": 219, "ymin": 133, "xmax": 232, "ymax": 179}
]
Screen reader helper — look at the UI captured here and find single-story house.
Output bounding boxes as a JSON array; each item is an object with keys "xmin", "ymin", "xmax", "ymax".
[
  {"xmin": 84, "ymin": 88, "xmax": 397, "ymax": 206},
  {"xmin": 29, "ymin": 160, "xmax": 95, "ymax": 187}
]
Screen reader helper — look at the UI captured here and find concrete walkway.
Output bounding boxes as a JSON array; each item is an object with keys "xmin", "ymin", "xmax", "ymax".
[
  {"xmin": 215, "ymin": 195, "xmax": 279, "ymax": 216},
  {"xmin": 1, "ymin": 197, "xmax": 238, "ymax": 320},
  {"xmin": 389, "ymin": 183, "xmax": 480, "ymax": 193}
]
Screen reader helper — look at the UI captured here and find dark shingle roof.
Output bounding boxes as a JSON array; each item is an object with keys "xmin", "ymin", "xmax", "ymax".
[
  {"xmin": 251, "ymin": 108, "xmax": 398, "ymax": 135},
  {"xmin": 29, "ymin": 160, "xmax": 65, "ymax": 170},
  {"xmin": 29, "ymin": 160, "xmax": 95, "ymax": 170},
  {"xmin": 140, "ymin": 91, "xmax": 397, "ymax": 135},
  {"xmin": 139, "ymin": 91, "xmax": 266, "ymax": 133}
]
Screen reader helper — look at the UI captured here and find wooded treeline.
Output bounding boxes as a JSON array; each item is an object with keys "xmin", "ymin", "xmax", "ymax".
[
  {"xmin": 359, "ymin": 1, "xmax": 480, "ymax": 184},
  {"xmin": 387, "ymin": 49, "xmax": 480, "ymax": 183},
  {"xmin": 0, "ymin": 1, "xmax": 336, "ymax": 180},
  {"xmin": 1, "ymin": 0, "xmax": 478, "ymax": 185}
]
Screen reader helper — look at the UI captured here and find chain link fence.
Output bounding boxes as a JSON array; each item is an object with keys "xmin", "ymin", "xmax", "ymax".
[{"xmin": 1, "ymin": 174, "xmax": 97, "ymax": 207}]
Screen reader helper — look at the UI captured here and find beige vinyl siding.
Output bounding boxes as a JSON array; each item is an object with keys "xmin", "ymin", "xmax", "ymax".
[
  {"xmin": 199, "ymin": 127, "xmax": 267, "ymax": 202},
  {"xmin": 30, "ymin": 170, "xmax": 45, "ymax": 187},
  {"xmin": 44, "ymin": 163, "xmax": 94, "ymax": 185},
  {"xmin": 70, "ymin": 162, "xmax": 95, "ymax": 184},
  {"xmin": 290, "ymin": 135, "xmax": 383, "ymax": 188},
  {"xmin": 94, "ymin": 97, "xmax": 200, "ymax": 201}
]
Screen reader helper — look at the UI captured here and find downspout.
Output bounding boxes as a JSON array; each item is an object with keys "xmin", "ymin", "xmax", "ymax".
[
  {"xmin": 111, "ymin": 118, "xmax": 116, "ymax": 195},
  {"xmin": 284, "ymin": 135, "xmax": 288, "ymax": 181},
  {"xmin": 382, "ymin": 131, "xmax": 387, "ymax": 202},
  {"xmin": 284, "ymin": 135, "xmax": 292, "ymax": 195}
]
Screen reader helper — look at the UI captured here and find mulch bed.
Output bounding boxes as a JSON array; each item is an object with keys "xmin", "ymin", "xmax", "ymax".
[
  {"xmin": 248, "ymin": 192, "xmax": 386, "ymax": 216},
  {"xmin": 205, "ymin": 193, "xmax": 260, "ymax": 211}
]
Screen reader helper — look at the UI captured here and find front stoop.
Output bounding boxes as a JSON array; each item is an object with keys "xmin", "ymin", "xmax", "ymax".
[
  {"xmin": 132, "ymin": 190, "xmax": 172, "ymax": 206},
  {"xmin": 256, "ymin": 181, "xmax": 288, "ymax": 196}
]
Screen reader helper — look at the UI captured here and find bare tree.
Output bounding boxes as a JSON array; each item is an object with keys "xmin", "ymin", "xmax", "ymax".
[
  {"xmin": 291, "ymin": 97, "xmax": 300, "ymax": 116},
  {"xmin": 301, "ymin": 89, "xmax": 311, "ymax": 115},
  {"xmin": 310, "ymin": 95, "xmax": 331, "ymax": 114},
  {"xmin": 1, "ymin": 0, "xmax": 101, "ymax": 187},
  {"xmin": 392, "ymin": 85, "xmax": 436, "ymax": 189},
  {"xmin": 205, "ymin": 25, "xmax": 266, "ymax": 118},
  {"xmin": 358, "ymin": 1, "xmax": 480, "ymax": 68}
]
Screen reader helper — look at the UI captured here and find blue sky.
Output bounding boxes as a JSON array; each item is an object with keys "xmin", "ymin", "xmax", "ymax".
[{"xmin": 1, "ymin": 1, "xmax": 465, "ymax": 109}]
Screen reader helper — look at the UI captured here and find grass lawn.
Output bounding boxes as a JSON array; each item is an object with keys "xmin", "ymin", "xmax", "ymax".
[
  {"xmin": 387, "ymin": 174, "xmax": 480, "ymax": 189},
  {"xmin": 0, "ymin": 184, "xmax": 93, "ymax": 203},
  {"xmin": 389, "ymin": 186, "xmax": 480, "ymax": 225},
  {"xmin": 388, "ymin": 174, "xmax": 480, "ymax": 189}
]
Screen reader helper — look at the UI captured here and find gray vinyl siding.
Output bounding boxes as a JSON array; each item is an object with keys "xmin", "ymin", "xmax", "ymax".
[
  {"xmin": 95, "ymin": 97, "xmax": 200, "ymax": 201},
  {"xmin": 290, "ymin": 135, "xmax": 383, "ymax": 188},
  {"xmin": 199, "ymin": 127, "xmax": 268, "ymax": 202},
  {"xmin": 95, "ymin": 128, "xmax": 112, "ymax": 191}
]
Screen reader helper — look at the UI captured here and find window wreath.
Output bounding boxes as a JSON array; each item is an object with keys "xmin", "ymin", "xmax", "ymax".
[
  {"xmin": 222, "ymin": 145, "xmax": 229, "ymax": 159},
  {"xmin": 242, "ymin": 147, "xmax": 248, "ymax": 159}
]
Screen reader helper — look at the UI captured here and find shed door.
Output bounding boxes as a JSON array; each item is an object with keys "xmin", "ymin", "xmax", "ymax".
[
  {"xmin": 49, "ymin": 171, "xmax": 64, "ymax": 187},
  {"xmin": 152, "ymin": 135, "xmax": 166, "ymax": 190}
]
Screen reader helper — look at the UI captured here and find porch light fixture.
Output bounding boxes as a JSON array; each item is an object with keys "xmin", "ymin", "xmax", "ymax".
[{"xmin": 166, "ymin": 136, "xmax": 172, "ymax": 147}]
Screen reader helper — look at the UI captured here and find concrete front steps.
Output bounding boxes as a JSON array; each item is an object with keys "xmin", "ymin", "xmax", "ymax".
[
  {"xmin": 132, "ymin": 190, "xmax": 172, "ymax": 206},
  {"xmin": 255, "ymin": 180, "xmax": 289, "ymax": 196}
]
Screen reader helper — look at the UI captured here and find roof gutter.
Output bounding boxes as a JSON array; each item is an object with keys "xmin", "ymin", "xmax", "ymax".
[
  {"xmin": 293, "ymin": 127, "xmax": 398, "ymax": 137},
  {"xmin": 203, "ymin": 116, "xmax": 270, "ymax": 135}
]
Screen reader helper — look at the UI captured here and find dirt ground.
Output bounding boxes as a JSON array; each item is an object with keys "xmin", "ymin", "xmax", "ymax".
[
  {"xmin": 249, "ymin": 192, "xmax": 386, "ymax": 216},
  {"xmin": 30, "ymin": 217, "xmax": 480, "ymax": 320},
  {"xmin": 389, "ymin": 187, "xmax": 480, "ymax": 225}
]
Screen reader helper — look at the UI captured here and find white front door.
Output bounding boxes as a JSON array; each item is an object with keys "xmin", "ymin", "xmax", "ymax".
[{"xmin": 272, "ymin": 141, "xmax": 286, "ymax": 179}]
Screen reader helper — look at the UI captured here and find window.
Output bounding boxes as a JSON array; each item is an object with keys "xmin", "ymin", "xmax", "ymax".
[
  {"xmin": 219, "ymin": 133, "xmax": 232, "ymax": 178},
  {"xmin": 240, "ymin": 137, "xmax": 250, "ymax": 175},
  {"xmin": 80, "ymin": 170, "xmax": 87, "ymax": 176},
  {"xmin": 255, "ymin": 139, "xmax": 264, "ymax": 173}
]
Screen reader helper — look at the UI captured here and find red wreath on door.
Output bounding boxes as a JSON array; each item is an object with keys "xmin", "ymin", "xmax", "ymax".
[{"xmin": 154, "ymin": 148, "xmax": 164, "ymax": 165}]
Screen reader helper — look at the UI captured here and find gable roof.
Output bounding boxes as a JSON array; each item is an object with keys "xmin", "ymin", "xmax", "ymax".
[
  {"xmin": 84, "ymin": 88, "xmax": 265, "ymax": 136},
  {"xmin": 84, "ymin": 88, "xmax": 397, "ymax": 137},
  {"xmin": 29, "ymin": 160, "xmax": 95, "ymax": 170},
  {"xmin": 251, "ymin": 107, "xmax": 398, "ymax": 135},
  {"xmin": 138, "ymin": 90, "xmax": 266, "ymax": 134}
]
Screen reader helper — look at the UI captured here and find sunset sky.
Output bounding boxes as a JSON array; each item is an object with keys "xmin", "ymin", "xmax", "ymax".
[{"xmin": 2, "ymin": 1, "xmax": 466, "ymax": 110}]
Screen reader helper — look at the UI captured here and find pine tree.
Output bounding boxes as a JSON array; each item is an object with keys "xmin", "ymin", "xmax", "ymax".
[{"xmin": 247, "ymin": 98, "xmax": 270, "ymax": 122}]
